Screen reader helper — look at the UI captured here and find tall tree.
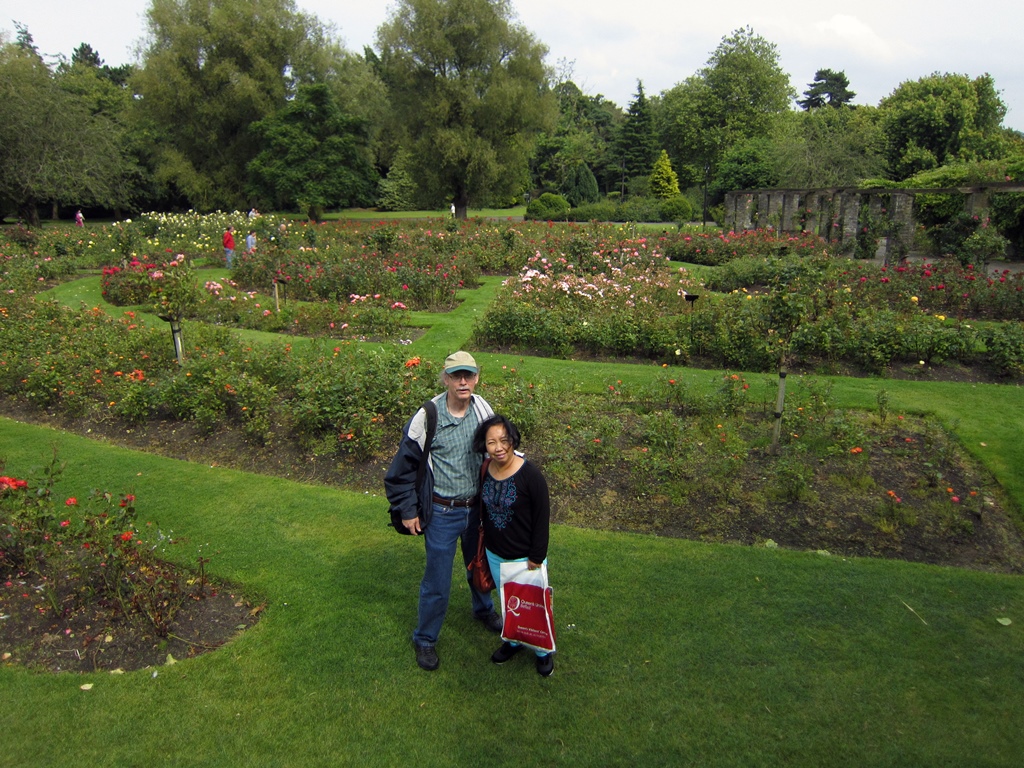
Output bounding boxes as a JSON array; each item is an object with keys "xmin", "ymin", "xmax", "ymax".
[
  {"xmin": 769, "ymin": 106, "xmax": 885, "ymax": 188},
  {"xmin": 376, "ymin": 0, "xmax": 556, "ymax": 218},
  {"xmin": 530, "ymin": 78, "xmax": 622, "ymax": 197},
  {"xmin": 615, "ymin": 81, "xmax": 658, "ymax": 192},
  {"xmin": 134, "ymin": 0, "xmax": 345, "ymax": 211},
  {"xmin": 713, "ymin": 138, "xmax": 778, "ymax": 196},
  {"xmin": 0, "ymin": 38, "xmax": 130, "ymax": 223},
  {"xmin": 70, "ymin": 43, "xmax": 103, "ymax": 68},
  {"xmin": 54, "ymin": 46, "xmax": 143, "ymax": 216},
  {"xmin": 376, "ymin": 147, "xmax": 419, "ymax": 211},
  {"xmin": 659, "ymin": 27, "xmax": 795, "ymax": 196},
  {"xmin": 247, "ymin": 83, "xmax": 377, "ymax": 220},
  {"xmin": 13, "ymin": 22, "xmax": 41, "ymax": 59},
  {"xmin": 797, "ymin": 69, "xmax": 856, "ymax": 110},
  {"xmin": 878, "ymin": 72, "xmax": 1007, "ymax": 180}
]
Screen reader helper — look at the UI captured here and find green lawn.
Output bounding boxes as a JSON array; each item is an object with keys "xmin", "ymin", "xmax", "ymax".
[
  {"xmin": 2, "ymin": 418, "xmax": 1022, "ymax": 767},
  {"xmin": 5, "ymin": 270, "xmax": 1023, "ymax": 767}
]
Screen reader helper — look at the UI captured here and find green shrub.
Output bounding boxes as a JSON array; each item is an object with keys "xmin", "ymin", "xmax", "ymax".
[
  {"xmin": 659, "ymin": 196, "xmax": 694, "ymax": 224},
  {"xmin": 850, "ymin": 310, "xmax": 908, "ymax": 373},
  {"xmin": 525, "ymin": 193, "xmax": 571, "ymax": 221},
  {"xmin": 955, "ymin": 221, "xmax": 1009, "ymax": 266},
  {"xmin": 615, "ymin": 197, "xmax": 662, "ymax": 223},
  {"xmin": 981, "ymin": 322, "xmax": 1024, "ymax": 377},
  {"xmin": 472, "ymin": 296, "xmax": 573, "ymax": 357},
  {"xmin": 563, "ymin": 200, "xmax": 619, "ymax": 222},
  {"xmin": 903, "ymin": 320, "xmax": 975, "ymax": 365}
]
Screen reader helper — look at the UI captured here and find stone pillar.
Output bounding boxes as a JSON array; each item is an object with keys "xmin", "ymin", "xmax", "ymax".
[
  {"xmin": 736, "ymin": 193, "xmax": 755, "ymax": 231},
  {"xmin": 806, "ymin": 191, "xmax": 821, "ymax": 237},
  {"xmin": 866, "ymin": 194, "xmax": 886, "ymax": 259},
  {"xmin": 723, "ymin": 192, "xmax": 737, "ymax": 230},
  {"xmin": 840, "ymin": 192, "xmax": 862, "ymax": 250},
  {"xmin": 811, "ymin": 191, "xmax": 827, "ymax": 239},
  {"xmin": 820, "ymin": 191, "xmax": 840, "ymax": 241},
  {"xmin": 782, "ymin": 192, "xmax": 802, "ymax": 232}
]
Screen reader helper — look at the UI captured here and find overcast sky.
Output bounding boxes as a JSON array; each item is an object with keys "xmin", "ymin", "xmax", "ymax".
[{"xmin": 4, "ymin": 0, "xmax": 1022, "ymax": 131}]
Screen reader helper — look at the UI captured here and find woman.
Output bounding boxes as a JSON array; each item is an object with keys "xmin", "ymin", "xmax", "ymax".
[{"xmin": 473, "ymin": 414, "xmax": 553, "ymax": 677}]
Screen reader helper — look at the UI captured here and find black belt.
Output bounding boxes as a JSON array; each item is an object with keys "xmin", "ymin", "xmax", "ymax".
[{"xmin": 432, "ymin": 494, "xmax": 475, "ymax": 507}]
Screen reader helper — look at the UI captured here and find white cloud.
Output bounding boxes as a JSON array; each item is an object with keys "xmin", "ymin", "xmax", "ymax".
[{"xmin": 792, "ymin": 14, "xmax": 918, "ymax": 62}]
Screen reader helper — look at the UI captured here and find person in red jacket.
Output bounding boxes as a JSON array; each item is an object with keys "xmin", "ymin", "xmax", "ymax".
[{"xmin": 223, "ymin": 226, "xmax": 236, "ymax": 267}]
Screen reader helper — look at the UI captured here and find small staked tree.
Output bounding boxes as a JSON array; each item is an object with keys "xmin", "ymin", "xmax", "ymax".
[
  {"xmin": 649, "ymin": 150, "xmax": 680, "ymax": 199},
  {"xmin": 149, "ymin": 257, "xmax": 202, "ymax": 364}
]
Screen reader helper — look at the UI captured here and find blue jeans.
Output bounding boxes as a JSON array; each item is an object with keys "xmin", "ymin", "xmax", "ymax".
[
  {"xmin": 413, "ymin": 502, "xmax": 494, "ymax": 648},
  {"xmin": 224, "ymin": 248, "xmax": 234, "ymax": 267},
  {"xmin": 486, "ymin": 549, "xmax": 550, "ymax": 657}
]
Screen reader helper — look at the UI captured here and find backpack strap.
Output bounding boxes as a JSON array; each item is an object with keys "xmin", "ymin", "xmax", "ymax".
[{"xmin": 416, "ymin": 399, "xmax": 438, "ymax": 492}]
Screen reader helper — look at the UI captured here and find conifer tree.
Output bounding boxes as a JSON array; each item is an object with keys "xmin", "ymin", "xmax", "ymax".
[
  {"xmin": 377, "ymin": 149, "xmax": 419, "ymax": 211},
  {"xmin": 649, "ymin": 150, "xmax": 680, "ymax": 198},
  {"xmin": 562, "ymin": 162, "xmax": 600, "ymax": 207},
  {"xmin": 615, "ymin": 81, "xmax": 658, "ymax": 191}
]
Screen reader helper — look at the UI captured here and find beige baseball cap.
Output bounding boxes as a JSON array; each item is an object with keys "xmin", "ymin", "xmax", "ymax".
[{"xmin": 443, "ymin": 351, "xmax": 479, "ymax": 374}]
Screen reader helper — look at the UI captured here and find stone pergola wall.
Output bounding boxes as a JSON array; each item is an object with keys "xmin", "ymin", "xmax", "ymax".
[{"xmin": 723, "ymin": 182, "xmax": 1024, "ymax": 262}]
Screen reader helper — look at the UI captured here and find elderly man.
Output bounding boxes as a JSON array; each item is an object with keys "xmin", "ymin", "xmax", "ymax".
[{"xmin": 384, "ymin": 351, "xmax": 501, "ymax": 671}]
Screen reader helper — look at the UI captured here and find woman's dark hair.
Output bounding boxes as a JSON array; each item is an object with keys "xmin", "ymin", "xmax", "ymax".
[{"xmin": 472, "ymin": 414, "xmax": 521, "ymax": 454}]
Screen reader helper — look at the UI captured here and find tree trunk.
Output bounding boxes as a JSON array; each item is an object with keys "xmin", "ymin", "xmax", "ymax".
[
  {"xmin": 170, "ymin": 319, "xmax": 184, "ymax": 365},
  {"xmin": 454, "ymin": 188, "xmax": 469, "ymax": 220},
  {"xmin": 18, "ymin": 201, "xmax": 40, "ymax": 228}
]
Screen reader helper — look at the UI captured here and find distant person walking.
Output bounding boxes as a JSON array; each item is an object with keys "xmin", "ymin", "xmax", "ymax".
[
  {"xmin": 75, "ymin": 210, "xmax": 84, "ymax": 227},
  {"xmin": 223, "ymin": 226, "xmax": 236, "ymax": 268},
  {"xmin": 245, "ymin": 229, "xmax": 256, "ymax": 252}
]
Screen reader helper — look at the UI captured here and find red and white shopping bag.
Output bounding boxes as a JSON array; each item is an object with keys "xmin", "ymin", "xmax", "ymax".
[{"xmin": 499, "ymin": 561, "xmax": 556, "ymax": 654}]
